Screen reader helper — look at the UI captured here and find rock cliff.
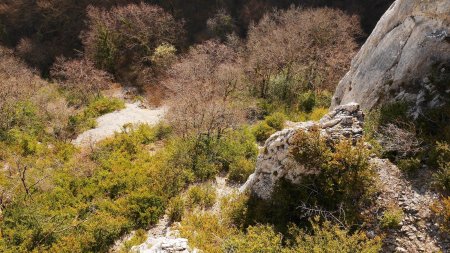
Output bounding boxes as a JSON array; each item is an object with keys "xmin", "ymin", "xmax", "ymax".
[
  {"xmin": 331, "ymin": 0, "xmax": 450, "ymax": 114},
  {"xmin": 241, "ymin": 103, "xmax": 364, "ymax": 199}
]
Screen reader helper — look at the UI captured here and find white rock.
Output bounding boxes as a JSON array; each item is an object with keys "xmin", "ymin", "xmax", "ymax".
[{"xmin": 241, "ymin": 103, "xmax": 365, "ymax": 199}]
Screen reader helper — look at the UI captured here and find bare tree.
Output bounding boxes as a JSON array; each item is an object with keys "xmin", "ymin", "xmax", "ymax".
[
  {"xmin": 50, "ymin": 57, "xmax": 113, "ymax": 102},
  {"xmin": 82, "ymin": 3, "xmax": 185, "ymax": 85},
  {"xmin": 246, "ymin": 7, "xmax": 361, "ymax": 99},
  {"xmin": 164, "ymin": 40, "xmax": 245, "ymax": 139}
]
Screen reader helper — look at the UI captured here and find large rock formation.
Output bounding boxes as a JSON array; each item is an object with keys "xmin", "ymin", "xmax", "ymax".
[
  {"xmin": 331, "ymin": 0, "xmax": 450, "ymax": 113},
  {"xmin": 241, "ymin": 103, "xmax": 364, "ymax": 200}
]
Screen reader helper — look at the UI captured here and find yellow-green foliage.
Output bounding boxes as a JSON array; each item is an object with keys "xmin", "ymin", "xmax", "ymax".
[
  {"xmin": 252, "ymin": 121, "xmax": 276, "ymax": 142},
  {"xmin": 288, "ymin": 128, "xmax": 375, "ymax": 222},
  {"xmin": 432, "ymin": 141, "xmax": 450, "ymax": 193},
  {"xmin": 120, "ymin": 229, "xmax": 147, "ymax": 253},
  {"xmin": 287, "ymin": 218, "xmax": 382, "ymax": 253},
  {"xmin": 68, "ymin": 96, "xmax": 125, "ymax": 134},
  {"xmin": 223, "ymin": 225, "xmax": 283, "ymax": 253},
  {"xmin": 186, "ymin": 184, "xmax": 217, "ymax": 210},
  {"xmin": 430, "ymin": 197, "xmax": 450, "ymax": 233},
  {"xmin": 0, "ymin": 123, "xmax": 191, "ymax": 252},
  {"xmin": 221, "ymin": 193, "xmax": 249, "ymax": 228},
  {"xmin": 265, "ymin": 112, "xmax": 286, "ymax": 131},
  {"xmin": 228, "ymin": 158, "xmax": 255, "ymax": 184},
  {"xmin": 167, "ymin": 196, "xmax": 185, "ymax": 222},
  {"xmin": 179, "ymin": 212, "xmax": 237, "ymax": 253},
  {"xmin": 222, "ymin": 219, "xmax": 381, "ymax": 253},
  {"xmin": 380, "ymin": 206, "xmax": 404, "ymax": 229},
  {"xmin": 309, "ymin": 107, "xmax": 328, "ymax": 121},
  {"xmin": 397, "ymin": 158, "xmax": 421, "ymax": 174}
]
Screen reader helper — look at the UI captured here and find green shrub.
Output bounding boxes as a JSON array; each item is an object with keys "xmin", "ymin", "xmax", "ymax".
[
  {"xmin": 223, "ymin": 225, "xmax": 283, "ymax": 253},
  {"xmin": 288, "ymin": 218, "xmax": 382, "ymax": 253},
  {"xmin": 167, "ymin": 196, "xmax": 185, "ymax": 222},
  {"xmin": 430, "ymin": 197, "xmax": 450, "ymax": 233},
  {"xmin": 186, "ymin": 184, "xmax": 217, "ymax": 210},
  {"xmin": 309, "ymin": 107, "xmax": 328, "ymax": 121},
  {"xmin": 290, "ymin": 127, "xmax": 330, "ymax": 170},
  {"xmin": 397, "ymin": 158, "xmax": 421, "ymax": 174},
  {"xmin": 228, "ymin": 158, "xmax": 255, "ymax": 184},
  {"xmin": 298, "ymin": 91, "xmax": 316, "ymax": 113},
  {"xmin": 126, "ymin": 190, "xmax": 165, "ymax": 228},
  {"xmin": 179, "ymin": 212, "xmax": 236, "ymax": 253},
  {"xmin": 221, "ymin": 193, "xmax": 249, "ymax": 228},
  {"xmin": 288, "ymin": 128, "xmax": 375, "ymax": 223},
  {"xmin": 252, "ymin": 122, "xmax": 275, "ymax": 142},
  {"xmin": 214, "ymin": 128, "xmax": 258, "ymax": 172},
  {"xmin": 120, "ymin": 229, "xmax": 147, "ymax": 253},
  {"xmin": 379, "ymin": 102, "xmax": 409, "ymax": 125},
  {"xmin": 265, "ymin": 112, "xmax": 286, "ymax": 131},
  {"xmin": 432, "ymin": 142, "xmax": 450, "ymax": 193},
  {"xmin": 68, "ymin": 96, "xmax": 125, "ymax": 134},
  {"xmin": 380, "ymin": 206, "xmax": 404, "ymax": 229}
]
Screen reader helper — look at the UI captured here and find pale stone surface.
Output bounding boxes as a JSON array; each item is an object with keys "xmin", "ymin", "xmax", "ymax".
[
  {"xmin": 73, "ymin": 102, "xmax": 166, "ymax": 146},
  {"xmin": 331, "ymin": 0, "xmax": 450, "ymax": 113},
  {"xmin": 241, "ymin": 103, "xmax": 364, "ymax": 199}
]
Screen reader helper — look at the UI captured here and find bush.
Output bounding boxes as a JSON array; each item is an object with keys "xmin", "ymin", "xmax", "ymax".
[
  {"xmin": 51, "ymin": 57, "xmax": 113, "ymax": 105},
  {"xmin": 290, "ymin": 127, "xmax": 329, "ymax": 170},
  {"xmin": 221, "ymin": 193, "xmax": 249, "ymax": 228},
  {"xmin": 380, "ymin": 206, "xmax": 404, "ymax": 229},
  {"xmin": 298, "ymin": 91, "xmax": 316, "ymax": 113},
  {"xmin": 398, "ymin": 158, "xmax": 421, "ymax": 174},
  {"xmin": 252, "ymin": 121, "xmax": 275, "ymax": 142},
  {"xmin": 186, "ymin": 184, "xmax": 217, "ymax": 210},
  {"xmin": 247, "ymin": 7, "xmax": 361, "ymax": 98},
  {"xmin": 433, "ymin": 142, "xmax": 450, "ymax": 193},
  {"xmin": 289, "ymin": 128, "xmax": 375, "ymax": 223},
  {"xmin": 430, "ymin": 197, "xmax": 450, "ymax": 233},
  {"xmin": 223, "ymin": 225, "xmax": 283, "ymax": 253},
  {"xmin": 265, "ymin": 112, "xmax": 286, "ymax": 131},
  {"xmin": 83, "ymin": 3, "xmax": 184, "ymax": 83},
  {"xmin": 179, "ymin": 212, "xmax": 236, "ymax": 253},
  {"xmin": 126, "ymin": 190, "xmax": 165, "ymax": 228},
  {"xmin": 68, "ymin": 96, "xmax": 125, "ymax": 134},
  {"xmin": 228, "ymin": 158, "xmax": 255, "ymax": 184},
  {"xmin": 167, "ymin": 196, "xmax": 185, "ymax": 222},
  {"xmin": 309, "ymin": 107, "xmax": 328, "ymax": 121},
  {"xmin": 288, "ymin": 218, "xmax": 382, "ymax": 253}
]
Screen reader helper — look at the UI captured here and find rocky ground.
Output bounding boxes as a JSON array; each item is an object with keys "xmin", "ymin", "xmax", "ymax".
[
  {"xmin": 114, "ymin": 176, "xmax": 237, "ymax": 253},
  {"xmin": 373, "ymin": 158, "xmax": 449, "ymax": 252}
]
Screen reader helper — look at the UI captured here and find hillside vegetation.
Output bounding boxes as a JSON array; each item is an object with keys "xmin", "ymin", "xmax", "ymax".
[{"xmin": 1, "ymin": 0, "xmax": 448, "ymax": 252}]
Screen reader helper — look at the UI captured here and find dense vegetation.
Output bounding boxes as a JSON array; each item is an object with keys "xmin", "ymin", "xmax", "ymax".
[{"xmin": 3, "ymin": 1, "xmax": 448, "ymax": 252}]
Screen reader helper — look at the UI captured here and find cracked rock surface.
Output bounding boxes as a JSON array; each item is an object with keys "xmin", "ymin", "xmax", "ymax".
[
  {"xmin": 372, "ymin": 158, "xmax": 449, "ymax": 252},
  {"xmin": 332, "ymin": 0, "xmax": 450, "ymax": 112}
]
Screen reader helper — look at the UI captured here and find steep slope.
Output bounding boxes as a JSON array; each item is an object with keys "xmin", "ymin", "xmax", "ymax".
[{"xmin": 331, "ymin": 0, "xmax": 450, "ymax": 113}]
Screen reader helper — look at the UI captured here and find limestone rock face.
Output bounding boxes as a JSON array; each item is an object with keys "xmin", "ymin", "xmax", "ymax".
[
  {"xmin": 241, "ymin": 103, "xmax": 364, "ymax": 200},
  {"xmin": 331, "ymin": 0, "xmax": 450, "ymax": 113}
]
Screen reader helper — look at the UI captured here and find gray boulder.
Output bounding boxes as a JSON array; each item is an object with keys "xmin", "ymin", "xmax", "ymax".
[
  {"xmin": 331, "ymin": 0, "xmax": 450, "ymax": 114},
  {"xmin": 241, "ymin": 103, "xmax": 364, "ymax": 200}
]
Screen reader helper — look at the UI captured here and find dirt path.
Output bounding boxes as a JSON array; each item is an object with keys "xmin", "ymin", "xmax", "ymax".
[
  {"xmin": 373, "ymin": 158, "xmax": 449, "ymax": 252},
  {"xmin": 73, "ymin": 102, "xmax": 166, "ymax": 146}
]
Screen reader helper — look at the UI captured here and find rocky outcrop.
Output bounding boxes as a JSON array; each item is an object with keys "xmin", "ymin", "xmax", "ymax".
[
  {"xmin": 131, "ymin": 229, "xmax": 197, "ymax": 253},
  {"xmin": 331, "ymin": 0, "xmax": 450, "ymax": 114},
  {"xmin": 241, "ymin": 103, "xmax": 364, "ymax": 200}
]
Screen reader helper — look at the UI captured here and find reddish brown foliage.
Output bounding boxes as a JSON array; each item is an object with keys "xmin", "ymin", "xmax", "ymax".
[
  {"xmin": 246, "ymin": 7, "xmax": 362, "ymax": 97},
  {"xmin": 82, "ymin": 3, "xmax": 185, "ymax": 86},
  {"xmin": 164, "ymin": 40, "xmax": 245, "ymax": 138},
  {"xmin": 50, "ymin": 57, "xmax": 112, "ymax": 101}
]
